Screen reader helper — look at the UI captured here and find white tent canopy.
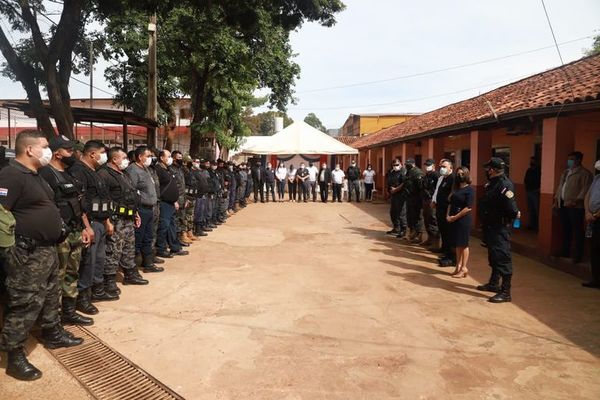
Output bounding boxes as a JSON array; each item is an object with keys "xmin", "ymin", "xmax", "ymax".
[{"xmin": 242, "ymin": 121, "xmax": 358, "ymax": 155}]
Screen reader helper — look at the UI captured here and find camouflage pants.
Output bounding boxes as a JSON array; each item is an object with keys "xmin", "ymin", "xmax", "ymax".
[
  {"xmin": 185, "ymin": 197, "xmax": 195, "ymax": 231},
  {"xmin": 56, "ymin": 231, "xmax": 82, "ymax": 299},
  {"xmin": 176, "ymin": 195, "xmax": 187, "ymax": 233},
  {"xmin": 1, "ymin": 245, "xmax": 59, "ymax": 351},
  {"xmin": 105, "ymin": 218, "xmax": 136, "ymax": 275}
]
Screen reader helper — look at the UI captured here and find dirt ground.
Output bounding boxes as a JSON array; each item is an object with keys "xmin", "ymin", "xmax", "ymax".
[{"xmin": 1, "ymin": 201, "xmax": 600, "ymax": 399}]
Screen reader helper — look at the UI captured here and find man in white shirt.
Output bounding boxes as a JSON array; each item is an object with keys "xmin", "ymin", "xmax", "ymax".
[
  {"xmin": 307, "ymin": 162, "xmax": 319, "ymax": 202},
  {"xmin": 331, "ymin": 164, "xmax": 345, "ymax": 203}
]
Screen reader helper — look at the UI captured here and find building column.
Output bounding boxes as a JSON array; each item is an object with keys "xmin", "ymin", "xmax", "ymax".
[
  {"xmin": 425, "ymin": 137, "xmax": 444, "ymax": 163},
  {"xmin": 469, "ymin": 130, "xmax": 492, "ymax": 228},
  {"xmin": 538, "ymin": 117, "xmax": 574, "ymax": 256},
  {"xmin": 384, "ymin": 145, "xmax": 392, "ymax": 199},
  {"xmin": 401, "ymin": 142, "xmax": 415, "ymax": 162}
]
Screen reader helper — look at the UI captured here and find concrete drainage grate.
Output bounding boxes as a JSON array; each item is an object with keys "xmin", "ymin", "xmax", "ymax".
[{"xmin": 47, "ymin": 325, "xmax": 184, "ymax": 400}]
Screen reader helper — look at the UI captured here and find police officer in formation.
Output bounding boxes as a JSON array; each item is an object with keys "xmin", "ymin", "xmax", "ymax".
[
  {"xmin": 402, "ymin": 158, "xmax": 425, "ymax": 243},
  {"xmin": 39, "ymin": 136, "xmax": 93, "ymax": 327},
  {"xmin": 421, "ymin": 159, "xmax": 439, "ymax": 247},
  {"xmin": 0, "ymin": 130, "xmax": 82, "ymax": 381},
  {"xmin": 477, "ymin": 157, "xmax": 520, "ymax": 303},
  {"xmin": 386, "ymin": 158, "xmax": 408, "ymax": 237},
  {"xmin": 346, "ymin": 160, "xmax": 361, "ymax": 202}
]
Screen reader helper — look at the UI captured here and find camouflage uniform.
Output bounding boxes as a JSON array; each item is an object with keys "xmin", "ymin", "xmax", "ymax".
[
  {"xmin": 1, "ymin": 245, "xmax": 59, "ymax": 351},
  {"xmin": 105, "ymin": 218, "xmax": 136, "ymax": 275},
  {"xmin": 56, "ymin": 231, "xmax": 83, "ymax": 299}
]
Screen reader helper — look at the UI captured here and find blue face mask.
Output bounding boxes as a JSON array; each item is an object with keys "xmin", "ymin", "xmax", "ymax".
[{"xmin": 567, "ymin": 159, "xmax": 575, "ymax": 169}]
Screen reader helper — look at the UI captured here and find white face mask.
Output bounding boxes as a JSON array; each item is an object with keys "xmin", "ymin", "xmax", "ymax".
[
  {"xmin": 439, "ymin": 167, "xmax": 448, "ymax": 176},
  {"xmin": 166, "ymin": 157, "xmax": 173, "ymax": 166},
  {"xmin": 335, "ymin": 167, "xmax": 340, "ymax": 171},
  {"xmin": 119, "ymin": 158, "xmax": 130, "ymax": 170},
  {"xmin": 97, "ymin": 152, "xmax": 108, "ymax": 166},
  {"xmin": 426, "ymin": 165, "xmax": 434, "ymax": 172},
  {"xmin": 393, "ymin": 165, "xmax": 401, "ymax": 171},
  {"xmin": 144, "ymin": 157, "xmax": 152, "ymax": 167},
  {"xmin": 38, "ymin": 147, "xmax": 52, "ymax": 167},
  {"xmin": 595, "ymin": 160, "xmax": 600, "ymax": 171},
  {"xmin": 193, "ymin": 163, "xmax": 200, "ymax": 169},
  {"xmin": 322, "ymin": 165, "xmax": 327, "ymax": 169}
]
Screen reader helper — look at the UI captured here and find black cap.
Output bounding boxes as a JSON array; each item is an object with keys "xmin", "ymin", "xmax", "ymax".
[
  {"xmin": 210, "ymin": 160, "xmax": 217, "ymax": 165},
  {"xmin": 424, "ymin": 158, "xmax": 435, "ymax": 166},
  {"xmin": 405, "ymin": 158, "xmax": 415, "ymax": 165},
  {"xmin": 49, "ymin": 135, "xmax": 76, "ymax": 152},
  {"xmin": 217, "ymin": 158, "xmax": 224, "ymax": 163},
  {"xmin": 483, "ymin": 157, "xmax": 505, "ymax": 170}
]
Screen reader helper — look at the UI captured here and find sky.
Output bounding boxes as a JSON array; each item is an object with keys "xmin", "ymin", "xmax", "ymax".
[{"xmin": 0, "ymin": 0, "xmax": 599, "ymax": 131}]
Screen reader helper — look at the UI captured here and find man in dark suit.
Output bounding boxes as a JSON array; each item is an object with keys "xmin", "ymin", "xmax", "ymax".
[
  {"xmin": 318, "ymin": 162, "xmax": 332, "ymax": 203},
  {"xmin": 251, "ymin": 160, "xmax": 265, "ymax": 203}
]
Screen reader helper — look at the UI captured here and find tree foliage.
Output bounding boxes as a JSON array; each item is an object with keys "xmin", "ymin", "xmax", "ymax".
[
  {"xmin": 304, "ymin": 112, "xmax": 327, "ymax": 132},
  {"xmin": 244, "ymin": 110, "xmax": 293, "ymax": 136},
  {"xmin": 584, "ymin": 34, "xmax": 600, "ymax": 56}
]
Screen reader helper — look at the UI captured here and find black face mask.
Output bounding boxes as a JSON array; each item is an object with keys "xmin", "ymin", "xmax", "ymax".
[
  {"xmin": 406, "ymin": 164, "xmax": 413, "ymax": 170},
  {"xmin": 175, "ymin": 159, "xmax": 183, "ymax": 166},
  {"xmin": 485, "ymin": 169, "xmax": 492, "ymax": 180},
  {"xmin": 62, "ymin": 155, "xmax": 77, "ymax": 167},
  {"xmin": 151, "ymin": 157, "xmax": 158, "ymax": 166},
  {"xmin": 456, "ymin": 175, "xmax": 467, "ymax": 183}
]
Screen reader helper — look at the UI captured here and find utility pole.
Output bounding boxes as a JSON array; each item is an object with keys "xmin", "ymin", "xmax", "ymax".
[
  {"xmin": 90, "ymin": 41, "xmax": 94, "ymax": 140},
  {"xmin": 7, "ymin": 108, "xmax": 11, "ymax": 149},
  {"xmin": 147, "ymin": 14, "xmax": 158, "ymax": 148}
]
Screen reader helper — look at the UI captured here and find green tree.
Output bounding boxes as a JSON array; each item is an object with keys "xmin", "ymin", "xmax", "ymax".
[
  {"xmin": 304, "ymin": 112, "xmax": 327, "ymax": 132},
  {"xmin": 584, "ymin": 34, "xmax": 600, "ymax": 56},
  {"xmin": 244, "ymin": 111, "xmax": 293, "ymax": 136}
]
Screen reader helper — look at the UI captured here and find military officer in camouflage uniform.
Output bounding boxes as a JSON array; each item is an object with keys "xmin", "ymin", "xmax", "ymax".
[
  {"xmin": 0, "ymin": 130, "xmax": 82, "ymax": 381},
  {"xmin": 39, "ymin": 135, "xmax": 94, "ymax": 327},
  {"xmin": 403, "ymin": 158, "xmax": 425, "ymax": 243},
  {"xmin": 98, "ymin": 147, "xmax": 151, "ymax": 295},
  {"xmin": 183, "ymin": 155, "xmax": 198, "ymax": 241}
]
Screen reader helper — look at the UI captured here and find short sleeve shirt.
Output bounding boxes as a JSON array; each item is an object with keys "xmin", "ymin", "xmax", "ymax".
[{"xmin": 0, "ymin": 160, "xmax": 63, "ymax": 242}]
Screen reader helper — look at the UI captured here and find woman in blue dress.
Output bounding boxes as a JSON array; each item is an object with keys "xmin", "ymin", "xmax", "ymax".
[{"xmin": 447, "ymin": 166, "xmax": 474, "ymax": 278}]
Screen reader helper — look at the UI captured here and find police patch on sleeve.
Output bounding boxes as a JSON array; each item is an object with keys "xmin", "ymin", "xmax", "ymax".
[
  {"xmin": 505, "ymin": 190, "xmax": 514, "ymax": 199},
  {"xmin": 0, "ymin": 188, "xmax": 8, "ymax": 197}
]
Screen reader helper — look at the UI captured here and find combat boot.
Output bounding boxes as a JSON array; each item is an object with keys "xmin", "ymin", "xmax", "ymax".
[
  {"xmin": 76, "ymin": 288, "xmax": 99, "ymax": 315},
  {"xmin": 410, "ymin": 232, "xmax": 423, "ymax": 244},
  {"xmin": 104, "ymin": 274, "xmax": 121, "ymax": 296},
  {"xmin": 91, "ymin": 282, "xmax": 119, "ymax": 302},
  {"xmin": 123, "ymin": 268, "xmax": 151, "ymax": 283},
  {"xmin": 61, "ymin": 297, "xmax": 94, "ymax": 326},
  {"xmin": 194, "ymin": 224, "xmax": 208, "ymax": 237},
  {"xmin": 6, "ymin": 349, "xmax": 42, "ymax": 381},
  {"xmin": 476, "ymin": 271, "xmax": 501, "ymax": 293},
  {"xmin": 489, "ymin": 275, "xmax": 512, "ymax": 303},
  {"xmin": 41, "ymin": 325, "xmax": 83, "ymax": 349},
  {"xmin": 186, "ymin": 230, "xmax": 198, "ymax": 241},
  {"xmin": 179, "ymin": 233, "xmax": 192, "ymax": 245}
]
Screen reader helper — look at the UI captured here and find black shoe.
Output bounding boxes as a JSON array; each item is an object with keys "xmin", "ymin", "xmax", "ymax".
[
  {"xmin": 61, "ymin": 297, "xmax": 94, "ymax": 326},
  {"xmin": 386, "ymin": 229, "xmax": 399, "ymax": 235},
  {"xmin": 476, "ymin": 283, "xmax": 501, "ymax": 293},
  {"xmin": 202, "ymin": 226, "xmax": 213, "ymax": 232},
  {"xmin": 153, "ymin": 257, "xmax": 165, "ymax": 264},
  {"xmin": 6, "ymin": 349, "xmax": 42, "ymax": 381},
  {"xmin": 488, "ymin": 292, "xmax": 512, "ymax": 303},
  {"xmin": 123, "ymin": 268, "xmax": 150, "ymax": 284},
  {"xmin": 91, "ymin": 283, "xmax": 119, "ymax": 302},
  {"xmin": 41, "ymin": 325, "xmax": 83, "ymax": 349},
  {"xmin": 171, "ymin": 250, "xmax": 189, "ymax": 256},
  {"xmin": 180, "ymin": 241, "xmax": 190, "ymax": 247},
  {"xmin": 582, "ymin": 281, "xmax": 600, "ymax": 288},
  {"xmin": 104, "ymin": 274, "xmax": 121, "ymax": 296},
  {"xmin": 439, "ymin": 258, "xmax": 456, "ymax": 267},
  {"xmin": 76, "ymin": 288, "xmax": 98, "ymax": 315},
  {"xmin": 156, "ymin": 251, "xmax": 173, "ymax": 259},
  {"xmin": 395, "ymin": 231, "xmax": 407, "ymax": 239},
  {"xmin": 142, "ymin": 264, "xmax": 164, "ymax": 273},
  {"xmin": 195, "ymin": 230, "xmax": 208, "ymax": 237}
]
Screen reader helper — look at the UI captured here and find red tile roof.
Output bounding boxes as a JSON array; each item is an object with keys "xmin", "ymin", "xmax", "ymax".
[
  {"xmin": 336, "ymin": 136, "xmax": 360, "ymax": 145},
  {"xmin": 354, "ymin": 54, "xmax": 600, "ymax": 149}
]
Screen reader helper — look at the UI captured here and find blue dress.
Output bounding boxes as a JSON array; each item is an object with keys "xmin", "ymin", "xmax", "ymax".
[{"xmin": 449, "ymin": 185, "xmax": 474, "ymax": 247}]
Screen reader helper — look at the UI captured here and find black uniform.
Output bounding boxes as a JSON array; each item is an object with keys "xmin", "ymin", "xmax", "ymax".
[
  {"xmin": 296, "ymin": 167, "xmax": 310, "ymax": 202},
  {"xmin": 402, "ymin": 165, "xmax": 424, "ymax": 236},
  {"xmin": 251, "ymin": 165, "xmax": 265, "ymax": 202},
  {"xmin": 435, "ymin": 173, "xmax": 455, "ymax": 263},
  {"xmin": 386, "ymin": 168, "xmax": 407, "ymax": 234},
  {"xmin": 478, "ymin": 174, "xmax": 519, "ymax": 301},
  {"xmin": 264, "ymin": 168, "xmax": 276, "ymax": 202},
  {"xmin": 422, "ymin": 170, "xmax": 440, "ymax": 240}
]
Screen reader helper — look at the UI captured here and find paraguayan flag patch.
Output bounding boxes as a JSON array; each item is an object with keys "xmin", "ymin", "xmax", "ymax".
[{"xmin": 0, "ymin": 188, "xmax": 8, "ymax": 197}]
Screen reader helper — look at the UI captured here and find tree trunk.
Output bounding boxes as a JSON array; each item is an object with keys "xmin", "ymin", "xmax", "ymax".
[{"xmin": 189, "ymin": 66, "xmax": 210, "ymax": 158}]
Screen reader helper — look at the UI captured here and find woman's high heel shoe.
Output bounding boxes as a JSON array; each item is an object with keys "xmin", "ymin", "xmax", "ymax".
[{"xmin": 452, "ymin": 268, "xmax": 468, "ymax": 278}]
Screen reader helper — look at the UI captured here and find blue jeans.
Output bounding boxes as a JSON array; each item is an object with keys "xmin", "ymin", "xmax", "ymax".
[
  {"xmin": 156, "ymin": 201, "xmax": 181, "ymax": 253},
  {"xmin": 194, "ymin": 197, "xmax": 207, "ymax": 225},
  {"xmin": 78, "ymin": 221, "xmax": 106, "ymax": 290},
  {"xmin": 135, "ymin": 206, "xmax": 154, "ymax": 264}
]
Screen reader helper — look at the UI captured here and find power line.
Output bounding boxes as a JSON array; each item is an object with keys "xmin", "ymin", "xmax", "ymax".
[
  {"xmin": 290, "ymin": 73, "xmax": 532, "ymax": 111},
  {"xmin": 71, "ymin": 76, "xmax": 115, "ymax": 97},
  {"xmin": 297, "ymin": 34, "xmax": 594, "ymax": 94}
]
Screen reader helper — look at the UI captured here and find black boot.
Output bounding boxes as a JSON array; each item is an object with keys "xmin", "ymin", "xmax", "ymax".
[
  {"xmin": 76, "ymin": 288, "xmax": 99, "ymax": 315},
  {"xmin": 6, "ymin": 349, "xmax": 42, "ymax": 381},
  {"xmin": 41, "ymin": 325, "xmax": 83, "ymax": 349},
  {"xmin": 123, "ymin": 268, "xmax": 150, "ymax": 284},
  {"xmin": 104, "ymin": 274, "xmax": 121, "ymax": 296},
  {"xmin": 202, "ymin": 225, "xmax": 213, "ymax": 232},
  {"xmin": 91, "ymin": 282, "xmax": 119, "ymax": 302},
  {"xmin": 61, "ymin": 296, "xmax": 94, "ymax": 326},
  {"xmin": 489, "ymin": 275, "xmax": 512, "ymax": 303},
  {"xmin": 477, "ymin": 270, "xmax": 501, "ymax": 293},
  {"xmin": 194, "ymin": 224, "xmax": 208, "ymax": 237}
]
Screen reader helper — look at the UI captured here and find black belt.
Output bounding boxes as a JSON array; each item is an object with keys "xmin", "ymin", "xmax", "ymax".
[
  {"xmin": 140, "ymin": 204, "xmax": 154, "ymax": 209},
  {"xmin": 15, "ymin": 234, "xmax": 57, "ymax": 249}
]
